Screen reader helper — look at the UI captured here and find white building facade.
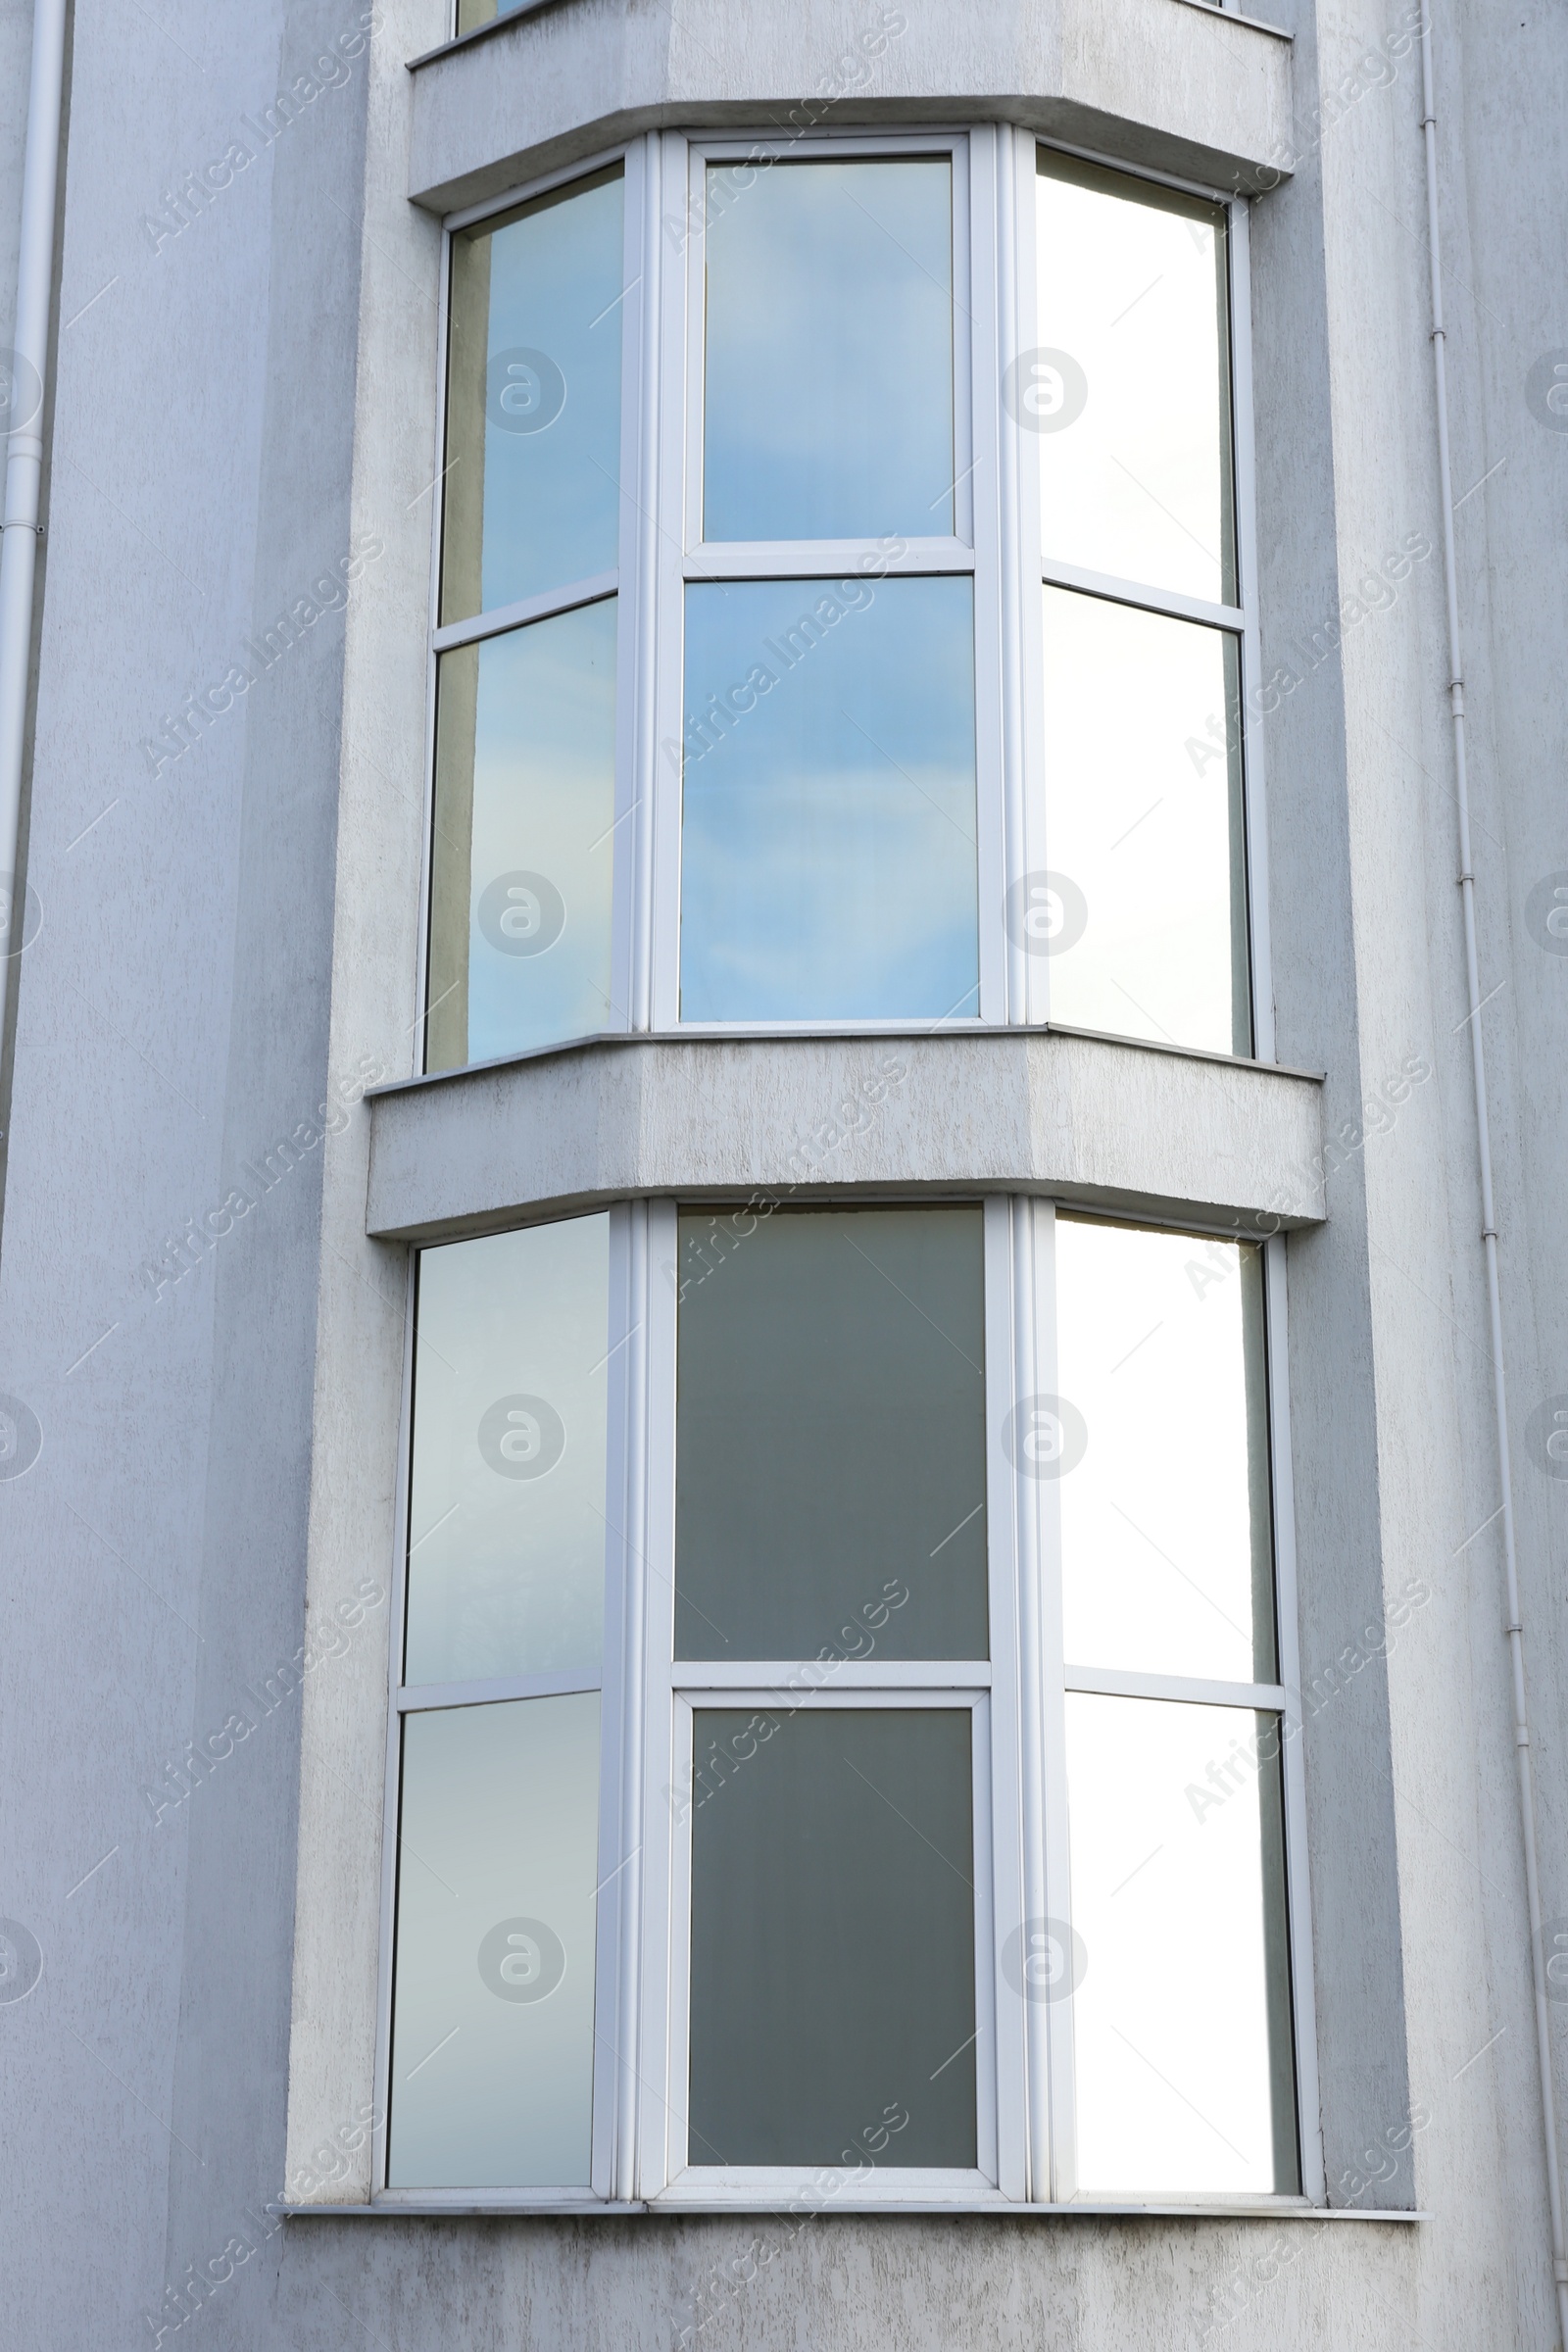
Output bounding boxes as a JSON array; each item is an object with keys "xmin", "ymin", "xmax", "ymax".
[{"xmin": 2, "ymin": 0, "xmax": 1567, "ymax": 2345}]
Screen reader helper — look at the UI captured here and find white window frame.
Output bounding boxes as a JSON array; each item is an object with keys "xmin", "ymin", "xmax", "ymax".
[
  {"xmin": 419, "ymin": 125, "xmax": 1273, "ymax": 1067},
  {"xmin": 371, "ymin": 1194, "xmax": 1320, "ymax": 2211}
]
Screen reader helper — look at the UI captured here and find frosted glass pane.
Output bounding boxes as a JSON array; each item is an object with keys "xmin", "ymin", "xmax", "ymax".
[
  {"xmin": 703, "ymin": 158, "xmax": 955, "ymax": 541},
  {"xmin": 442, "ymin": 169, "xmax": 622, "ymax": 622},
  {"xmin": 389, "ymin": 1694, "xmax": 600, "ymax": 2188},
  {"xmin": 1065, "ymin": 1693, "xmax": 1297, "ymax": 2194},
  {"xmin": 1041, "ymin": 588, "xmax": 1249, "ymax": 1056},
  {"xmin": 1054, "ymin": 1217, "xmax": 1274, "ymax": 1684},
  {"xmin": 688, "ymin": 1707, "xmax": 976, "ymax": 2167},
  {"xmin": 406, "ymin": 1215, "xmax": 611, "ymax": 1688},
  {"xmin": 427, "ymin": 599, "xmax": 616, "ymax": 1073},
  {"xmin": 679, "ymin": 576, "xmax": 978, "ymax": 1021},
  {"xmin": 674, "ymin": 1207, "xmax": 987, "ymax": 1661},
  {"xmin": 1034, "ymin": 155, "xmax": 1234, "ymax": 605}
]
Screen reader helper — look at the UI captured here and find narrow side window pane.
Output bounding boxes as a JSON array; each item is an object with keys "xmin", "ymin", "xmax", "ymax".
[
  {"xmin": 1040, "ymin": 588, "xmax": 1250, "ymax": 1057},
  {"xmin": 687, "ymin": 1706, "xmax": 977, "ymax": 2167},
  {"xmin": 406, "ymin": 1214, "xmax": 611, "ymax": 1689},
  {"xmin": 1054, "ymin": 1217, "xmax": 1275, "ymax": 1685},
  {"xmin": 389, "ymin": 1693, "xmax": 601, "ymax": 2187},
  {"xmin": 703, "ymin": 157, "xmax": 956, "ymax": 542},
  {"xmin": 1064, "ymin": 1692, "xmax": 1298, "ymax": 2195},
  {"xmin": 679, "ymin": 575, "xmax": 978, "ymax": 1021},
  {"xmin": 427, "ymin": 598, "xmax": 616, "ymax": 1073},
  {"xmin": 674, "ymin": 1206, "xmax": 988, "ymax": 1661},
  {"xmin": 1034, "ymin": 154, "xmax": 1235, "ymax": 606},
  {"xmin": 442, "ymin": 167, "xmax": 623, "ymax": 624}
]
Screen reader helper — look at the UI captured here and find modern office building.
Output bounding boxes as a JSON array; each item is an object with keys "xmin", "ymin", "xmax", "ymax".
[{"xmin": 2, "ymin": 0, "xmax": 1567, "ymax": 2342}]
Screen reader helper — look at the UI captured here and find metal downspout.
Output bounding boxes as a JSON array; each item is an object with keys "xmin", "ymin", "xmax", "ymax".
[
  {"xmin": 0, "ymin": 0, "xmax": 69, "ymax": 1103},
  {"xmin": 1417, "ymin": 22, "xmax": 1568, "ymax": 2343}
]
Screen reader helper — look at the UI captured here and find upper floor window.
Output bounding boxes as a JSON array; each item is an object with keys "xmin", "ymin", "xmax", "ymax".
[{"xmin": 419, "ymin": 129, "xmax": 1264, "ymax": 1072}]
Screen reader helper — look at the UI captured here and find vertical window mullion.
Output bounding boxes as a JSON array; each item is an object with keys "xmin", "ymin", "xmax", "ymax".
[
  {"xmin": 965, "ymin": 128, "xmax": 1006, "ymax": 1029},
  {"xmin": 614, "ymin": 137, "xmax": 655, "ymax": 1039},
  {"xmin": 649, "ymin": 136, "xmax": 692, "ymax": 1032},
  {"xmin": 1024, "ymin": 1197, "xmax": 1079, "ymax": 2200},
  {"xmin": 594, "ymin": 1200, "xmax": 650, "ymax": 2200},
  {"xmin": 1228, "ymin": 195, "xmax": 1275, "ymax": 1063},
  {"xmin": 983, "ymin": 1197, "xmax": 1028, "ymax": 2198},
  {"xmin": 1264, "ymin": 1232, "xmax": 1323, "ymax": 2199},
  {"xmin": 634, "ymin": 1197, "xmax": 680, "ymax": 2196},
  {"xmin": 372, "ymin": 1251, "xmax": 421, "ymax": 2193}
]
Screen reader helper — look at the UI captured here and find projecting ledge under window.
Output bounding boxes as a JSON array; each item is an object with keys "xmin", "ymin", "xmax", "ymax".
[{"xmin": 363, "ymin": 1026, "xmax": 1328, "ymax": 1250}]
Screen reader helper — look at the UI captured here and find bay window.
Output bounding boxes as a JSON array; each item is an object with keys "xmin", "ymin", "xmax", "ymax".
[{"xmin": 378, "ymin": 115, "xmax": 1308, "ymax": 2214}]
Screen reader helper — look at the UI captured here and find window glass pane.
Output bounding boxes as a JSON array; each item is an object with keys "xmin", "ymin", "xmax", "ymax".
[
  {"xmin": 703, "ymin": 158, "xmax": 955, "ymax": 541},
  {"xmin": 1041, "ymin": 589, "xmax": 1249, "ymax": 1055},
  {"xmin": 427, "ymin": 598, "xmax": 616, "ymax": 1074},
  {"xmin": 458, "ymin": 0, "xmax": 528, "ymax": 27},
  {"xmin": 1064, "ymin": 1692, "xmax": 1298, "ymax": 2194},
  {"xmin": 389, "ymin": 1693, "xmax": 601, "ymax": 2187},
  {"xmin": 406, "ymin": 1214, "xmax": 611, "ymax": 1689},
  {"xmin": 1034, "ymin": 154, "xmax": 1235, "ymax": 606},
  {"xmin": 675, "ymin": 1207, "xmax": 988, "ymax": 1662},
  {"xmin": 442, "ymin": 169, "xmax": 623, "ymax": 624},
  {"xmin": 1054, "ymin": 1217, "xmax": 1274, "ymax": 1684},
  {"xmin": 679, "ymin": 575, "xmax": 978, "ymax": 1021},
  {"xmin": 687, "ymin": 1706, "xmax": 977, "ymax": 2167}
]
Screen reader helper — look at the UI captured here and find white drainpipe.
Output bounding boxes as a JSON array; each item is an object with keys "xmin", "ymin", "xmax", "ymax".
[
  {"xmin": 0, "ymin": 0, "xmax": 69, "ymax": 1056},
  {"xmin": 1419, "ymin": 21, "xmax": 1568, "ymax": 2344}
]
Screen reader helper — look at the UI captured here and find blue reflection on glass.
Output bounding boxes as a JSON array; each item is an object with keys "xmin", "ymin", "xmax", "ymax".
[
  {"xmin": 703, "ymin": 159, "xmax": 955, "ymax": 543},
  {"xmin": 679, "ymin": 575, "xmax": 978, "ymax": 1022},
  {"xmin": 443, "ymin": 170, "xmax": 623, "ymax": 621},
  {"xmin": 455, "ymin": 598, "xmax": 616, "ymax": 1064}
]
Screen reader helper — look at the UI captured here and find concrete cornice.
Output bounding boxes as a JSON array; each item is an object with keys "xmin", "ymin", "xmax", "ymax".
[
  {"xmin": 407, "ymin": 0, "xmax": 1295, "ymax": 217},
  {"xmin": 365, "ymin": 1027, "xmax": 1326, "ymax": 1244}
]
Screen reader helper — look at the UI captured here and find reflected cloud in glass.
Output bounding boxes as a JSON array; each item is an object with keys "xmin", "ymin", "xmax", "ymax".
[
  {"xmin": 442, "ymin": 168, "xmax": 623, "ymax": 623},
  {"xmin": 679, "ymin": 574, "xmax": 978, "ymax": 1022},
  {"xmin": 703, "ymin": 157, "xmax": 956, "ymax": 542},
  {"xmin": 427, "ymin": 598, "xmax": 617, "ymax": 1073}
]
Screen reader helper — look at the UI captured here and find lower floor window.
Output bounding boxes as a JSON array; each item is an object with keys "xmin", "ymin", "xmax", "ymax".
[{"xmin": 382, "ymin": 1196, "xmax": 1303, "ymax": 2203}]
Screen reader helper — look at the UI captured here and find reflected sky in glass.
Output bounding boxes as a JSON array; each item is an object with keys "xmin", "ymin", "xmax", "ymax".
[
  {"xmin": 1042, "ymin": 587, "xmax": 1249, "ymax": 1054},
  {"xmin": 703, "ymin": 158, "xmax": 955, "ymax": 541},
  {"xmin": 1035, "ymin": 155, "xmax": 1234, "ymax": 605},
  {"xmin": 389, "ymin": 1693, "xmax": 600, "ymax": 2187},
  {"xmin": 406, "ymin": 1215, "xmax": 611, "ymax": 1689},
  {"xmin": 430, "ymin": 598, "xmax": 616, "ymax": 1071},
  {"xmin": 1066, "ymin": 1692, "xmax": 1293, "ymax": 2194},
  {"xmin": 679, "ymin": 574, "xmax": 978, "ymax": 1021},
  {"xmin": 442, "ymin": 170, "xmax": 623, "ymax": 622},
  {"xmin": 1054, "ymin": 1216, "xmax": 1274, "ymax": 1685}
]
